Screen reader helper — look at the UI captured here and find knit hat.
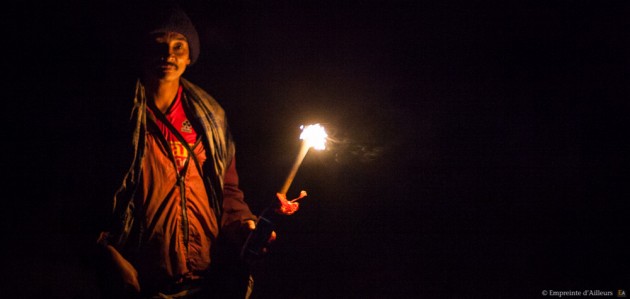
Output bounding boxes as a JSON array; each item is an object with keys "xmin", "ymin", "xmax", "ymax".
[{"xmin": 145, "ymin": 2, "xmax": 200, "ymax": 65}]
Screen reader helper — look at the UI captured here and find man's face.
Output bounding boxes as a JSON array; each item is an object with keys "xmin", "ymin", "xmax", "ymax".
[{"xmin": 142, "ymin": 31, "xmax": 191, "ymax": 82}]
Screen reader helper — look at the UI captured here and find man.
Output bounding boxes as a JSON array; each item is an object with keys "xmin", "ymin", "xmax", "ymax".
[{"xmin": 96, "ymin": 3, "xmax": 272, "ymax": 298}]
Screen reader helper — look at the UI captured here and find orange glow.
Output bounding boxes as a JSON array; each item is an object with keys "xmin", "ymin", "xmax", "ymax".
[{"xmin": 275, "ymin": 191, "xmax": 307, "ymax": 215}]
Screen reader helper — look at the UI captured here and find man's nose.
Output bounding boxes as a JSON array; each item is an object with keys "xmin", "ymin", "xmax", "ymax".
[
  {"xmin": 166, "ymin": 47, "xmax": 178, "ymax": 60},
  {"xmin": 155, "ymin": 44, "xmax": 174, "ymax": 60}
]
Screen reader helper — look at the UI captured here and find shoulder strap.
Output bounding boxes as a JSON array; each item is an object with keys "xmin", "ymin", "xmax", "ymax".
[{"xmin": 149, "ymin": 106, "xmax": 201, "ymax": 175}]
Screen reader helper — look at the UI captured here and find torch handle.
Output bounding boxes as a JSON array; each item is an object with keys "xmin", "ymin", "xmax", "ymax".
[{"xmin": 278, "ymin": 142, "xmax": 310, "ymax": 194}]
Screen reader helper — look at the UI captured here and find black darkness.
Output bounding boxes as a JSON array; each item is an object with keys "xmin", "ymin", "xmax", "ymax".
[{"xmin": 4, "ymin": 1, "xmax": 629, "ymax": 298}]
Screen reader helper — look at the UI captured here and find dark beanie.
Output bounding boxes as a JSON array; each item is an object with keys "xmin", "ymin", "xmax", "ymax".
[{"xmin": 146, "ymin": 2, "xmax": 200, "ymax": 65}]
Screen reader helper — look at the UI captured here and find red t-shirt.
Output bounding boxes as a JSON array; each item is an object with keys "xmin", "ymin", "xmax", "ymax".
[{"xmin": 148, "ymin": 86, "xmax": 197, "ymax": 172}]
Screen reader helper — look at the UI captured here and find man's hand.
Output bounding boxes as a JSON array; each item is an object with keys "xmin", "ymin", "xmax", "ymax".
[
  {"xmin": 244, "ymin": 219, "xmax": 277, "ymax": 254},
  {"xmin": 106, "ymin": 245, "xmax": 141, "ymax": 293}
]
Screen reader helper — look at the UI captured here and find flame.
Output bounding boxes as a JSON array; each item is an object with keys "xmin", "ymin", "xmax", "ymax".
[{"xmin": 300, "ymin": 124, "xmax": 328, "ymax": 150}]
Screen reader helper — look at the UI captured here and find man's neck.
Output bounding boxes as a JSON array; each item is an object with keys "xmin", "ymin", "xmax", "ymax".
[{"xmin": 145, "ymin": 79, "xmax": 180, "ymax": 114}]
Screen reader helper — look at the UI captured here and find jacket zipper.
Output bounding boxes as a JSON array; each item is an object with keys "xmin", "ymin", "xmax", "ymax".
[{"xmin": 178, "ymin": 175, "xmax": 189, "ymax": 251}]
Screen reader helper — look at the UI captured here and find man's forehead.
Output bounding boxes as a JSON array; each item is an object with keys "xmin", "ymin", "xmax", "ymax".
[{"xmin": 149, "ymin": 31, "xmax": 187, "ymax": 41}]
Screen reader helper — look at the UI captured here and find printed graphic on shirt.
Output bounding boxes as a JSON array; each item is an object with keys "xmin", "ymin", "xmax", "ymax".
[
  {"xmin": 170, "ymin": 140, "xmax": 192, "ymax": 171},
  {"xmin": 181, "ymin": 120, "xmax": 193, "ymax": 133}
]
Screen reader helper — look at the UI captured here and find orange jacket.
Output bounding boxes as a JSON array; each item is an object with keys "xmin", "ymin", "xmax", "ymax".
[{"xmin": 100, "ymin": 78, "xmax": 255, "ymax": 290}]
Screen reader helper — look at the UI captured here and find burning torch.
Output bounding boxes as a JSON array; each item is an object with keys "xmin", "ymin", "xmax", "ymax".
[{"xmin": 241, "ymin": 124, "xmax": 328, "ymax": 262}]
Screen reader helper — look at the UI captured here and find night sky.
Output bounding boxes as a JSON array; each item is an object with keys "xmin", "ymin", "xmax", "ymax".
[{"xmin": 4, "ymin": 1, "xmax": 629, "ymax": 298}]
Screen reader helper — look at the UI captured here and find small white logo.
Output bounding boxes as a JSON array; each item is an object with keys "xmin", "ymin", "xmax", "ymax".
[{"xmin": 181, "ymin": 120, "xmax": 192, "ymax": 133}]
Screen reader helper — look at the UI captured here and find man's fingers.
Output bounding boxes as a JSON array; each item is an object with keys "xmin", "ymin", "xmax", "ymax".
[
  {"xmin": 268, "ymin": 231, "xmax": 277, "ymax": 243},
  {"xmin": 245, "ymin": 220, "xmax": 256, "ymax": 231}
]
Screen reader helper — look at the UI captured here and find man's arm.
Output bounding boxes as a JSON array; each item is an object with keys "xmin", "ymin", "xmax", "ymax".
[
  {"xmin": 221, "ymin": 158, "xmax": 257, "ymax": 228},
  {"xmin": 221, "ymin": 158, "xmax": 276, "ymax": 249}
]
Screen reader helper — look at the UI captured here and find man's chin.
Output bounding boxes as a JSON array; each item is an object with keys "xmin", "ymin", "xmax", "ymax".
[{"xmin": 149, "ymin": 70, "xmax": 180, "ymax": 81}]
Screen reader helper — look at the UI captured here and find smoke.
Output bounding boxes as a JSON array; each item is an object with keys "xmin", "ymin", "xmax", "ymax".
[{"xmin": 326, "ymin": 135, "xmax": 385, "ymax": 164}]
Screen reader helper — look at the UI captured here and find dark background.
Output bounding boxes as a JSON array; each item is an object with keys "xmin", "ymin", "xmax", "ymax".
[{"xmin": 4, "ymin": 1, "xmax": 629, "ymax": 298}]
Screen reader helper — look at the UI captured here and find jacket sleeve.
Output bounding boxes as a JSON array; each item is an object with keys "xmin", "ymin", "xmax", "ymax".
[{"xmin": 221, "ymin": 157, "xmax": 257, "ymax": 228}]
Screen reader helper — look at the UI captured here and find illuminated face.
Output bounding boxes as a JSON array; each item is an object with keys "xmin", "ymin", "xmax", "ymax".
[{"xmin": 142, "ymin": 31, "xmax": 191, "ymax": 82}]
